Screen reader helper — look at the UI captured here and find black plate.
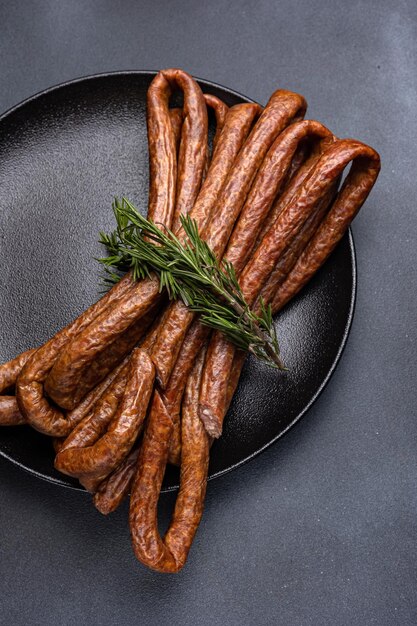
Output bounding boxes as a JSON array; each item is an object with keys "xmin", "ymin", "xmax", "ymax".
[{"xmin": 0, "ymin": 72, "xmax": 356, "ymax": 492}]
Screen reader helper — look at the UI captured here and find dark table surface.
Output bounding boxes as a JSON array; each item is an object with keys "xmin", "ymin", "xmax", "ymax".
[{"xmin": 0, "ymin": 1, "xmax": 416, "ymax": 624}]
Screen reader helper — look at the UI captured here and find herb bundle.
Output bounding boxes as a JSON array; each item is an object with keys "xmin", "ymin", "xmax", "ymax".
[{"xmin": 98, "ymin": 197, "xmax": 284, "ymax": 369}]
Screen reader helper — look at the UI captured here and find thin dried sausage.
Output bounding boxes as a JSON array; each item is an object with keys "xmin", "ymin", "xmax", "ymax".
[
  {"xmin": 54, "ymin": 348, "xmax": 155, "ymax": 489},
  {"xmin": 129, "ymin": 348, "xmax": 209, "ymax": 573},
  {"xmin": 152, "ymin": 91, "xmax": 306, "ymax": 387},
  {"xmin": 45, "ymin": 69, "xmax": 208, "ymax": 411},
  {"xmin": 199, "ymin": 138, "xmax": 380, "ymax": 437}
]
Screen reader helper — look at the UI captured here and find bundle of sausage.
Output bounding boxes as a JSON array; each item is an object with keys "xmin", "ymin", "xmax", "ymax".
[{"xmin": 0, "ymin": 69, "xmax": 380, "ymax": 573}]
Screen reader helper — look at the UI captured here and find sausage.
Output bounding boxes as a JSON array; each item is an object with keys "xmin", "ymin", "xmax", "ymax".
[
  {"xmin": 90, "ymin": 313, "xmax": 170, "ymax": 505},
  {"xmin": 94, "ymin": 445, "xmax": 140, "ymax": 514},
  {"xmin": 198, "ymin": 333, "xmax": 235, "ymax": 437},
  {"xmin": 15, "ymin": 272, "xmax": 137, "ymax": 436},
  {"xmin": 272, "ymin": 139, "xmax": 381, "ymax": 311},
  {"xmin": 66, "ymin": 302, "xmax": 160, "ymax": 407},
  {"xmin": 59, "ymin": 362, "xmax": 130, "ymax": 455},
  {"xmin": 223, "ymin": 120, "xmax": 334, "ymax": 276},
  {"xmin": 0, "ymin": 349, "xmax": 37, "ymax": 393},
  {"xmin": 93, "ymin": 323, "xmax": 209, "ymax": 504},
  {"xmin": 54, "ymin": 312, "xmax": 162, "ymax": 483},
  {"xmin": 0, "ymin": 396, "xmax": 27, "ymax": 426},
  {"xmin": 193, "ymin": 122, "xmax": 333, "ymax": 437},
  {"xmin": 0, "ymin": 349, "xmax": 38, "ymax": 427},
  {"xmin": 146, "ymin": 70, "xmax": 179, "ymax": 226},
  {"xmin": 161, "ymin": 110, "xmax": 328, "ymax": 458},
  {"xmin": 254, "ymin": 130, "xmax": 336, "ymax": 247},
  {"xmin": 152, "ymin": 91, "xmax": 306, "ymax": 388},
  {"xmin": 129, "ymin": 348, "xmax": 209, "ymax": 573},
  {"xmin": 199, "ymin": 138, "xmax": 381, "ymax": 437},
  {"xmin": 65, "ymin": 306, "xmax": 166, "ymax": 479},
  {"xmin": 203, "ymin": 93, "xmax": 229, "ymax": 156},
  {"xmin": 66, "ymin": 357, "xmax": 129, "ymax": 430},
  {"xmin": 200, "ymin": 94, "xmax": 228, "ymax": 186},
  {"xmin": 93, "ymin": 321, "xmax": 210, "ymax": 509},
  {"xmin": 258, "ymin": 179, "xmax": 339, "ymax": 307},
  {"xmin": 36, "ymin": 69, "xmax": 180, "ymax": 419},
  {"xmin": 54, "ymin": 348, "xmax": 155, "ymax": 489},
  {"xmin": 146, "ymin": 104, "xmax": 262, "ymax": 389},
  {"xmin": 169, "ymin": 107, "xmax": 183, "ymax": 154},
  {"xmin": 16, "ymin": 274, "xmax": 155, "ymax": 435},
  {"xmin": 163, "ymin": 69, "xmax": 208, "ymax": 232},
  {"xmin": 45, "ymin": 69, "xmax": 208, "ymax": 411},
  {"xmin": 198, "ymin": 186, "xmax": 339, "ymax": 436},
  {"xmin": 161, "ymin": 321, "xmax": 211, "ymax": 465}
]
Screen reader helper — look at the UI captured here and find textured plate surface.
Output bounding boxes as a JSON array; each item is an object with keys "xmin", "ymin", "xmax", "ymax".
[{"xmin": 0, "ymin": 72, "xmax": 356, "ymax": 491}]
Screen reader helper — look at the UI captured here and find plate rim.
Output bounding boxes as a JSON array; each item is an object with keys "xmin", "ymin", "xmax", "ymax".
[{"xmin": 0, "ymin": 70, "xmax": 357, "ymax": 493}]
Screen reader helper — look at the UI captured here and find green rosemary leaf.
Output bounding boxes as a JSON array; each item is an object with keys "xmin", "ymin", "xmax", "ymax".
[{"xmin": 98, "ymin": 197, "xmax": 284, "ymax": 369}]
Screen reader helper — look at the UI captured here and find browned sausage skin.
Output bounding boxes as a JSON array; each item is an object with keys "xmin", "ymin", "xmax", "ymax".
[
  {"xmin": 0, "ymin": 349, "xmax": 37, "ymax": 393},
  {"xmin": 185, "ymin": 122, "xmax": 334, "ymax": 438},
  {"xmin": 145, "ymin": 103, "xmax": 262, "ymax": 388},
  {"xmin": 223, "ymin": 120, "xmax": 334, "ymax": 275},
  {"xmin": 0, "ymin": 349, "xmax": 38, "ymax": 426},
  {"xmin": 169, "ymin": 107, "xmax": 183, "ymax": 155},
  {"xmin": 0, "ymin": 397, "xmax": 27, "ymax": 426},
  {"xmin": 54, "ymin": 348, "xmax": 155, "ymax": 489},
  {"xmin": 162, "ymin": 69, "xmax": 208, "ymax": 231},
  {"xmin": 272, "ymin": 139, "xmax": 381, "ymax": 310},
  {"xmin": 203, "ymin": 93, "xmax": 229, "ymax": 156},
  {"xmin": 42, "ymin": 70, "xmax": 208, "ymax": 412},
  {"xmin": 93, "ymin": 445, "xmax": 140, "ymax": 514},
  {"xmin": 129, "ymin": 348, "xmax": 209, "ymax": 573},
  {"xmin": 152, "ymin": 91, "xmax": 306, "ymax": 388},
  {"xmin": 199, "ymin": 138, "xmax": 380, "ymax": 438},
  {"xmin": 51, "ymin": 308, "xmax": 164, "ymax": 490}
]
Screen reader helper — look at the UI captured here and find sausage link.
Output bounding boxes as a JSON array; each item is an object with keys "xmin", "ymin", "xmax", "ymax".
[
  {"xmin": 66, "ymin": 357, "xmax": 128, "ymax": 430},
  {"xmin": 45, "ymin": 70, "xmax": 207, "ymax": 410},
  {"xmin": 272, "ymin": 139, "xmax": 381, "ymax": 311},
  {"xmin": 197, "ymin": 122, "xmax": 333, "ymax": 437},
  {"xmin": 94, "ymin": 445, "xmax": 140, "ymax": 514},
  {"xmin": 199, "ymin": 139, "xmax": 381, "ymax": 437},
  {"xmin": 258, "ymin": 179, "xmax": 339, "ymax": 307},
  {"xmin": 67, "ymin": 302, "xmax": 159, "ymax": 407},
  {"xmin": 16, "ymin": 272, "xmax": 136, "ymax": 436},
  {"xmin": 0, "ymin": 349, "xmax": 37, "ymax": 393},
  {"xmin": 54, "ymin": 349, "xmax": 155, "ymax": 489},
  {"xmin": 39, "ymin": 68, "xmax": 179, "ymax": 415},
  {"xmin": 148, "ymin": 103, "xmax": 262, "ymax": 387},
  {"xmin": 58, "ymin": 361, "xmax": 130, "ymax": 455},
  {"xmin": 169, "ymin": 107, "xmax": 183, "ymax": 155},
  {"xmin": 198, "ymin": 185, "xmax": 338, "ymax": 436},
  {"xmin": 146, "ymin": 71, "xmax": 179, "ymax": 225},
  {"xmin": 0, "ymin": 396, "xmax": 27, "ymax": 426},
  {"xmin": 254, "ymin": 129, "xmax": 336, "ymax": 250},
  {"xmin": 0, "ymin": 349, "xmax": 38, "ymax": 427},
  {"xmin": 91, "ymin": 324, "xmax": 205, "ymax": 504},
  {"xmin": 58, "ymin": 306, "xmax": 164, "ymax": 482},
  {"xmin": 152, "ymin": 91, "xmax": 305, "ymax": 387},
  {"xmin": 162, "ymin": 321, "xmax": 211, "ymax": 465},
  {"xmin": 93, "ymin": 323, "xmax": 210, "ymax": 510},
  {"xmin": 43, "ymin": 276, "xmax": 160, "ymax": 412},
  {"xmin": 129, "ymin": 348, "xmax": 209, "ymax": 573},
  {"xmin": 224, "ymin": 120, "xmax": 334, "ymax": 276},
  {"xmin": 161, "ymin": 69, "xmax": 208, "ymax": 232},
  {"xmin": 90, "ymin": 314, "xmax": 171, "ymax": 504},
  {"xmin": 203, "ymin": 93, "xmax": 229, "ymax": 156},
  {"xmin": 200, "ymin": 94, "xmax": 228, "ymax": 184}
]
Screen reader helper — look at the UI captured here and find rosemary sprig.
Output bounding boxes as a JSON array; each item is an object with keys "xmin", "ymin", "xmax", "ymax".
[{"xmin": 98, "ymin": 197, "xmax": 284, "ymax": 369}]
